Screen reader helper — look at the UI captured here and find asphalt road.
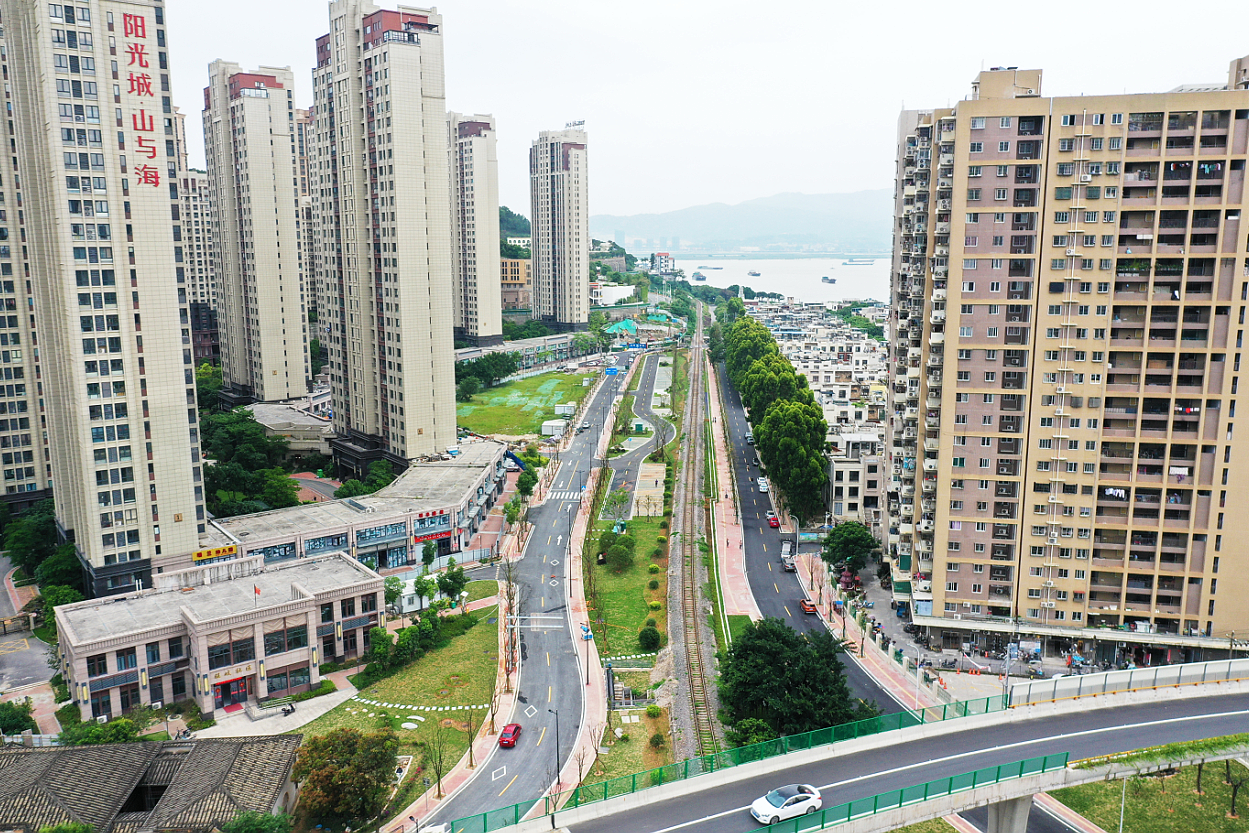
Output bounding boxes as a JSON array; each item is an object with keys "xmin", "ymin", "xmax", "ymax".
[
  {"xmin": 960, "ymin": 799, "xmax": 1080, "ymax": 833},
  {"xmin": 713, "ymin": 364, "xmax": 905, "ymax": 715},
  {"xmin": 0, "ymin": 553, "xmax": 53, "ymax": 694},
  {"xmin": 568, "ymin": 691, "xmax": 1249, "ymax": 833},
  {"xmin": 424, "ymin": 368, "xmax": 627, "ymax": 826}
]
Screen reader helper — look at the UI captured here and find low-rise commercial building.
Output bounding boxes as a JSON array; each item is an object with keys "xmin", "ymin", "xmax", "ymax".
[{"xmin": 56, "ymin": 552, "xmax": 381, "ymax": 721}]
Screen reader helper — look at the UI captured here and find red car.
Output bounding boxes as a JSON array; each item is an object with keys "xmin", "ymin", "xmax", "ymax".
[
  {"xmin": 768, "ymin": 516, "xmax": 780, "ymax": 528},
  {"xmin": 499, "ymin": 723, "xmax": 522, "ymax": 747},
  {"xmin": 799, "ymin": 599, "xmax": 817, "ymax": 614}
]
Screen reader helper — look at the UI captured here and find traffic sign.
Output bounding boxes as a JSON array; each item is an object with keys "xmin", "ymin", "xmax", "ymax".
[{"xmin": 605, "ymin": 368, "xmax": 618, "ymax": 375}]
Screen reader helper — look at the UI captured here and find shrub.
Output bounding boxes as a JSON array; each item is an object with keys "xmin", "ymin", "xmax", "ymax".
[
  {"xmin": 648, "ymin": 579, "xmax": 659, "ymax": 590},
  {"xmin": 50, "ymin": 673, "xmax": 70, "ymax": 704},
  {"xmin": 656, "ymin": 536, "xmax": 667, "ymax": 545},
  {"xmin": 649, "ymin": 732, "xmax": 666, "ymax": 749},
  {"xmin": 646, "ymin": 704, "xmax": 662, "ymax": 719},
  {"xmin": 318, "ymin": 662, "xmax": 341, "ymax": 674},
  {"xmin": 638, "ymin": 626, "xmax": 661, "ymax": 652},
  {"xmin": 619, "ymin": 732, "xmax": 631, "ymax": 742},
  {"xmin": 55, "ymin": 703, "xmax": 81, "ymax": 728},
  {"xmin": 648, "ymin": 563, "xmax": 660, "ymax": 574},
  {"xmin": 606, "ymin": 544, "xmax": 634, "ymax": 573},
  {"xmin": 648, "ymin": 601, "xmax": 662, "ymax": 611},
  {"xmin": 645, "ymin": 618, "xmax": 657, "ymax": 627},
  {"xmin": 651, "ymin": 547, "xmax": 664, "ymax": 558},
  {"xmin": 659, "ymin": 521, "xmax": 669, "ymax": 530},
  {"xmin": 293, "ymin": 679, "xmax": 337, "ymax": 702}
]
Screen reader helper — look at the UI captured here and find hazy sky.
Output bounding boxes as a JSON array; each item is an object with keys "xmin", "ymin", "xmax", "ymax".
[{"xmin": 173, "ymin": 0, "xmax": 1248, "ymax": 218}]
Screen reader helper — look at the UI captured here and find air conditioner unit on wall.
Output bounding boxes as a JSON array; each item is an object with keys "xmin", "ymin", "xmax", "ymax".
[
  {"xmin": 1080, "ymin": 174, "xmax": 1093, "ymax": 182},
  {"xmin": 96, "ymin": 715, "xmax": 108, "ymax": 724},
  {"xmin": 1041, "ymin": 601, "xmax": 1057, "ymax": 608},
  {"xmin": 1065, "ymin": 249, "xmax": 1077, "ymax": 256},
  {"xmin": 149, "ymin": 700, "xmax": 162, "ymax": 711}
]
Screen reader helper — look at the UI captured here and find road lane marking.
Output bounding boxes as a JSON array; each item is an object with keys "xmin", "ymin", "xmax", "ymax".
[
  {"xmin": 773, "ymin": 583, "xmax": 779, "ymax": 594},
  {"xmin": 548, "ymin": 685, "xmax": 552, "ymax": 702},
  {"xmin": 547, "ymin": 535, "xmax": 552, "ymax": 545},
  {"xmin": 498, "ymin": 773, "xmax": 519, "ymax": 796},
  {"xmin": 536, "ymin": 726, "xmax": 546, "ymax": 746},
  {"xmin": 546, "ymin": 652, "xmax": 550, "ymax": 667},
  {"xmin": 767, "ymin": 562, "xmax": 772, "ymax": 572},
  {"xmin": 784, "ymin": 605, "xmax": 792, "ymax": 617}
]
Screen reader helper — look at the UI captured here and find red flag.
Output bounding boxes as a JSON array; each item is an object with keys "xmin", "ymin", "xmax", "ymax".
[{"xmin": 254, "ymin": 584, "xmax": 261, "ymax": 596}]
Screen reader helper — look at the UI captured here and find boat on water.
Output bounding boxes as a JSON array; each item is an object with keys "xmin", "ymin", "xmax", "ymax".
[
  {"xmin": 693, "ymin": 272, "xmax": 707, "ymax": 281},
  {"xmin": 705, "ymin": 266, "xmax": 723, "ymax": 270},
  {"xmin": 844, "ymin": 257, "xmax": 874, "ymax": 265},
  {"xmin": 822, "ymin": 276, "xmax": 837, "ymax": 284},
  {"xmin": 747, "ymin": 270, "xmax": 761, "ymax": 277}
]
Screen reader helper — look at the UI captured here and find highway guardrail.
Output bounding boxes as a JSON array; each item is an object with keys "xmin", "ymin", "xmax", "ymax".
[{"xmin": 1009, "ymin": 657, "xmax": 1249, "ymax": 707}]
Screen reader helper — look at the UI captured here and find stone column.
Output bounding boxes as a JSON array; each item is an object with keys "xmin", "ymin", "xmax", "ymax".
[{"xmin": 986, "ymin": 794, "xmax": 1033, "ymax": 833}]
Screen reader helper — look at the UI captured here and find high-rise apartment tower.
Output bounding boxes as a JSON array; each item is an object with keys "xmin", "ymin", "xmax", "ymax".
[
  {"xmin": 887, "ymin": 58, "xmax": 1249, "ymax": 664},
  {"xmin": 530, "ymin": 127, "xmax": 589, "ymax": 331},
  {"xmin": 311, "ymin": 1, "xmax": 456, "ymax": 476},
  {"xmin": 5, "ymin": 0, "xmax": 205, "ymax": 595},
  {"xmin": 203, "ymin": 61, "xmax": 309, "ymax": 406},
  {"xmin": 448, "ymin": 112, "xmax": 502, "ymax": 346}
]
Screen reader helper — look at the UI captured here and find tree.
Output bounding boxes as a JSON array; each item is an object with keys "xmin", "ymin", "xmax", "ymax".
[
  {"xmin": 367, "ymin": 626, "xmax": 394, "ymax": 668},
  {"xmin": 424, "ymin": 721, "xmax": 454, "ymax": 798},
  {"xmin": 195, "ymin": 362, "xmax": 223, "ymax": 411},
  {"xmin": 0, "ymin": 698, "xmax": 38, "ymax": 734},
  {"xmin": 602, "ymin": 488, "xmax": 631, "ymax": 521},
  {"xmin": 384, "ymin": 576, "xmax": 404, "ymax": 609},
  {"xmin": 58, "ymin": 717, "xmax": 140, "ymax": 745},
  {"xmin": 422, "ymin": 540, "xmax": 438, "ymax": 571},
  {"xmin": 726, "ymin": 716, "xmax": 777, "ymax": 747},
  {"xmin": 517, "ymin": 469, "xmax": 538, "ymax": 499},
  {"xmin": 4, "ymin": 500, "xmax": 58, "ymax": 575},
  {"xmin": 38, "ymin": 825, "xmax": 92, "ymax": 833},
  {"xmin": 605, "ymin": 544, "xmax": 633, "ymax": 573},
  {"xmin": 499, "ymin": 205, "xmax": 530, "ymax": 237},
  {"xmin": 220, "ymin": 812, "xmax": 293, "ymax": 833},
  {"xmin": 410, "ymin": 576, "xmax": 437, "ymax": 613},
  {"xmin": 333, "ymin": 479, "xmax": 368, "ymax": 499},
  {"xmin": 503, "ymin": 495, "xmax": 522, "ymax": 528},
  {"xmin": 309, "ymin": 339, "xmax": 327, "ymax": 376},
  {"xmin": 437, "ymin": 558, "xmax": 469, "ymax": 606},
  {"xmin": 41, "ymin": 585, "xmax": 85, "ymax": 628},
  {"xmin": 718, "ymin": 618, "xmax": 865, "ymax": 741},
  {"xmin": 754, "ymin": 399, "xmax": 829, "ymax": 524},
  {"xmin": 457, "ymin": 377, "xmax": 482, "ymax": 402},
  {"xmin": 822, "ymin": 522, "xmax": 877, "ymax": 575},
  {"xmin": 292, "ymin": 728, "xmax": 398, "ymax": 819},
  {"xmin": 35, "ymin": 544, "xmax": 83, "ymax": 591}
]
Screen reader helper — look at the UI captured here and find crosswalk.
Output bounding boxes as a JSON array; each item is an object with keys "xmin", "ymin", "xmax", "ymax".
[{"xmin": 547, "ymin": 490, "xmax": 586, "ymax": 502}]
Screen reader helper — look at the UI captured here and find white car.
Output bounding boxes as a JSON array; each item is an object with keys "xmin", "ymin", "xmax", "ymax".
[
  {"xmin": 758, "ymin": 476, "xmax": 769, "ymax": 493},
  {"xmin": 750, "ymin": 784, "xmax": 822, "ymax": 825}
]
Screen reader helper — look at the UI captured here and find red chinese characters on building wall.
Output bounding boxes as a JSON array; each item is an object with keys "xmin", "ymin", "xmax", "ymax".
[{"xmin": 121, "ymin": 14, "xmax": 158, "ymax": 188}]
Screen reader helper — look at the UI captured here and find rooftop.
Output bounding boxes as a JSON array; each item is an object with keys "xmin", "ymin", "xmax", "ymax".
[
  {"xmin": 0, "ymin": 735, "xmax": 301, "ymax": 833},
  {"xmin": 56, "ymin": 553, "xmax": 378, "ymax": 644},
  {"xmin": 205, "ymin": 438, "xmax": 504, "ymax": 544},
  {"xmin": 245, "ymin": 402, "xmax": 331, "ymax": 429}
]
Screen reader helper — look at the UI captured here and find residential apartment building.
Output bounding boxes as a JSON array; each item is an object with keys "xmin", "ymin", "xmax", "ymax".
[
  {"xmin": 829, "ymin": 431, "xmax": 885, "ymax": 537},
  {"xmin": 448, "ymin": 112, "xmax": 502, "ymax": 345},
  {"xmin": 204, "ymin": 61, "xmax": 309, "ymax": 406},
  {"xmin": 173, "ymin": 108, "xmax": 219, "ymax": 366},
  {"xmin": 5, "ymin": 0, "xmax": 205, "ymax": 595},
  {"xmin": 500, "ymin": 256, "xmax": 531, "ymax": 310},
  {"xmin": 530, "ymin": 127, "xmax": 589, "ymax": 331},
  {"xmin": 0, "ymin": 18, "xmax": 50, "ymax": 513},
  {"xmin": 887, "ymin": 59, "xmax": 1249, "ymax": 665},
  {"xmin": 311, "ymin": 1, "xmax": 456, "ymax": 476},
  {"xmin": 295, "ymin": 108, "xmax": 317, "ymax": 323}
]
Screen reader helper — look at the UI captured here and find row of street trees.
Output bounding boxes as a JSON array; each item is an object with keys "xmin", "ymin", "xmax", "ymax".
[{"xmin": 722, "ymin": 317, "xmax": 829, "ymax": 524}]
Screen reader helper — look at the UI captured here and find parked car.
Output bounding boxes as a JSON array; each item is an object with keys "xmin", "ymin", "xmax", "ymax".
[
  {"xmin": 757, "ymin": 476, "xmax": 769, "ymax": 493},
  {"xmin": 499, "ymin": 723, "xmax": 522, "ymax": 748},
  {"xmin": 750, "ymin": 784, "xmax": 822, "ymax": 825},
  {"xmin": 745, "ymin": 433, "xmax": 755, "ymax": 444},
  {"xmin": 768, "ymin": 516, "xmax": 780, "ymax": 528}
]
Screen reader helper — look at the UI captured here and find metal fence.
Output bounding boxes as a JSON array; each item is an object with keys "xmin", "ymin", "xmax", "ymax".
[
  {"xmin": 445, "ymin": 694, "xmax": 1008, "ymax": 833},
  {"xmin": 756, "ymin": 753, "xmax": 1069, "ymax": 832},
  {"xmin": 1, "ymin": 733, "xmax": 61, "ymax": 747},
  {"xmin": 1009, "ymin": 657, "xmax": 1249, "ymax": 707}
]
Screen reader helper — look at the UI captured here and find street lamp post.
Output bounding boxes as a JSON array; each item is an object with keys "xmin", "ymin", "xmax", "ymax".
[{"xmin": 547, "ymin": 707, "xmax": 561, "ymax": 792}]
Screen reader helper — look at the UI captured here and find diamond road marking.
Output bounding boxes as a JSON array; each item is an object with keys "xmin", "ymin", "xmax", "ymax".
[
  {"xmin": 492, "ymin": 765, "xmax": 508, "ymax": 781},
  {"xmin": 524, "ymin": 704, "xmax": 538, "ymax": 718},
  {"xmin": 549, "ymin": 559, "xmax": 559, "ymax": 566},
  {"xmin": 549, "ymin": 580, "xmax": 559, "ymax": 587}
]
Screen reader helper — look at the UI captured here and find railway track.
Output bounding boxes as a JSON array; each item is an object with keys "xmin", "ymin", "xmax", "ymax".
[{"xmin": 677, "ymin": 309, "xmax": 721, "ymax": 757}]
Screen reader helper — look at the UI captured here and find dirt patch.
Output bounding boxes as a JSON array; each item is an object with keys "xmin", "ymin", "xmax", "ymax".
[{"xmin": 650, "ymin": 649, "xmax": 676, "ymax": 709}]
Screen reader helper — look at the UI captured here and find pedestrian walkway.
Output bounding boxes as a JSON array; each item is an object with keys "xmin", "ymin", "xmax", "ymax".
[{"xmin": 703, "ymin": 356, "xmax": 760, "ymax": 621}]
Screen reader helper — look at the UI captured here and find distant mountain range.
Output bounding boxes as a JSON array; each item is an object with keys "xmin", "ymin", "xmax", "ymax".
[{"xmin": 590, "ymin": 190, "xmax": 892, "ymax": 253}]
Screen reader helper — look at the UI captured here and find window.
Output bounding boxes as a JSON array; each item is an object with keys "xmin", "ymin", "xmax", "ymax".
[
  {"xmin": 1055, "ymin": 186, "xmax": 1073, "ymax": 200},
  {"xmin": 341, "ymin": 597, "xmax": 356, "ymax": 617},
  {"xmin": 1000, "ymin": 117, "xmax": 1012, "ymax": 128},
  {"xmin": 959, "ymin": 326, "xmax": 973, "ymax": 337},
  {"xmin": 87, "ymin": 653, "xmax": 107, "ymax": 677},
  {"xmin": 970, "ymin": 117, "xmax": 986, "ymax": 129},
  {"xmin": 966, "ymin": 212, "xmax": 981, "ymax": 222},
  {"xmin": 968, "ymin": 167, "xmax": 982, "ymax": 178},
  {"xmin": 994, "ymin": 188, "xmax": 1008, "ymax": 200},
  {"xmin": 168, "ymin": 636, "xmax": 183, "ymax": 659},
  {"xmin": 965, "ymin": 236, "xmax": 978, "ymax": 247},
  {"xmin": 264, "ymin": 624, "xmax": 309, "ymax": 656},
  {"xmin": 996, "ymin": 166, "xmax": 1008, "ymax": 177},
  {"xmin": 969, "ymin": 142, "xmax": 984, "ymax": 153},
  {"xmin": 1111, "ymin": 113, "xmax": 1123, "ymax": 125},
  {"xmin": 145, "ymin": 642, "xmax": 160, "ymax": 664},
  {"xmin": 1109, "ymin": 137, "xmax": 1122, "ymax": 150},
  {"xmin": 360, "ymin": 593, "xmax": 378, "ymax": 613},
  {"xmin": 998, "ymin": 141, "xmax": 1011, "ymax": 152},
  {"xmin": 115, "ymin": 647, "xmax": 136, "ymax": 671},
  {"xmin": 321, "ymin": 602, "xmax": 334, "ymax": 623},
  {"xmin": 968, "ymin": 188, "xmax": 982, "ymax": 201},
  {"xmin": 1058, "ymin": 139, "xmax": 1074, "ymax": 151},
  {"xmin": 1061, "ymin": 115, "xmax": 1076, "ymax": 126},
  {"xmin": 946, "ymin": 582, "xmax": 959, "ymax": 592}
]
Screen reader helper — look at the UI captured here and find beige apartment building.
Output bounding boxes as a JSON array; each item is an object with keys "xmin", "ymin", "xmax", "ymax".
[
  {"xmin": 204, "ymin": 61, "xmax": 310, "ymax": 407},
  {"xmin": 311, "ymin": 1, "xmax": 457, "ymax": 476},
  {"xmin": 449, "ymin": 113, "xmax": 503, "ymax": 346},
  {"xmin": 172, "ymin": 109, "xmax": 220, "ymax": 366},
  {"xmin": 0, "ymin": 16, "xmax": 50, "ymax": 513},
  {"xmin": 530, "ymin": 127, "xmax": 589, "ymax": 331},
  {"xmin": 501, "ymin": 257, "xmax": 532, "ymax": 309},
  {"xmin": 887, "ymin": 58, "xmax": 1249, "ymax": 665},
  {"xmin": 5, "ymin": 0, "xmax": 205, "ymax": 595},
  {"xmin": 296, "ymin": 108, "xmax": 318, "ymax": 324}
]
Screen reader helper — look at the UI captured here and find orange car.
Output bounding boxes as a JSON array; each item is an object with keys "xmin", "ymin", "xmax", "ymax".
[{"xmin": 799, "ymin": 599, "xmax": 817, "ymax": 614}]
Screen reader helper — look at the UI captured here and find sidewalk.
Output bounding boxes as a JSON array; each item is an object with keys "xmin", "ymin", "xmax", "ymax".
[{"xmin": 703, "ymin": 355, "xmax": 761, "ymax": 621}]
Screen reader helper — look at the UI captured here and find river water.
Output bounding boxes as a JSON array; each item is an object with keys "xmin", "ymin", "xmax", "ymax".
[{"xmin": 669, "ymin": 255, "xmax": 890, "ymax": 305}]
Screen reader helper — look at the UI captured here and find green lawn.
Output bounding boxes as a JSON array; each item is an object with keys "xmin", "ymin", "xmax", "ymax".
[
  {"xmin": 457, "ymin": 371, "xmax": 592, "ymax": 436},
  {"xmin": 887, "ymin": 820, "xmax": 957, "ymax": 833},
  {"xmin": 587, "ymin": 518, "xmax": 668, "ymax": 657},
  {"xmin": 582, "ymin": 710, "xmax": 673, "ymax": 786},
  {"xmin": 295, "ymin": 606, "xmax": 500, "ymax": 803},
  {"xmin": 465, "ymin": 579, "xmax": 497, "ymax": 603},
  {"xmin": 726, "ymin": 615, "xmax": 753, "ymax": 646},
  {"xmin": 1051, "ymin": 763, "xmax": 1249, "ymax": 833}
]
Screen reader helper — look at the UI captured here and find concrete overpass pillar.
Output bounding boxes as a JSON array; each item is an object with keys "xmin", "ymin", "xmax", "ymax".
[{"xmin": 986, "ymin": 794, "xmax": 1033, "ymax": 833}]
